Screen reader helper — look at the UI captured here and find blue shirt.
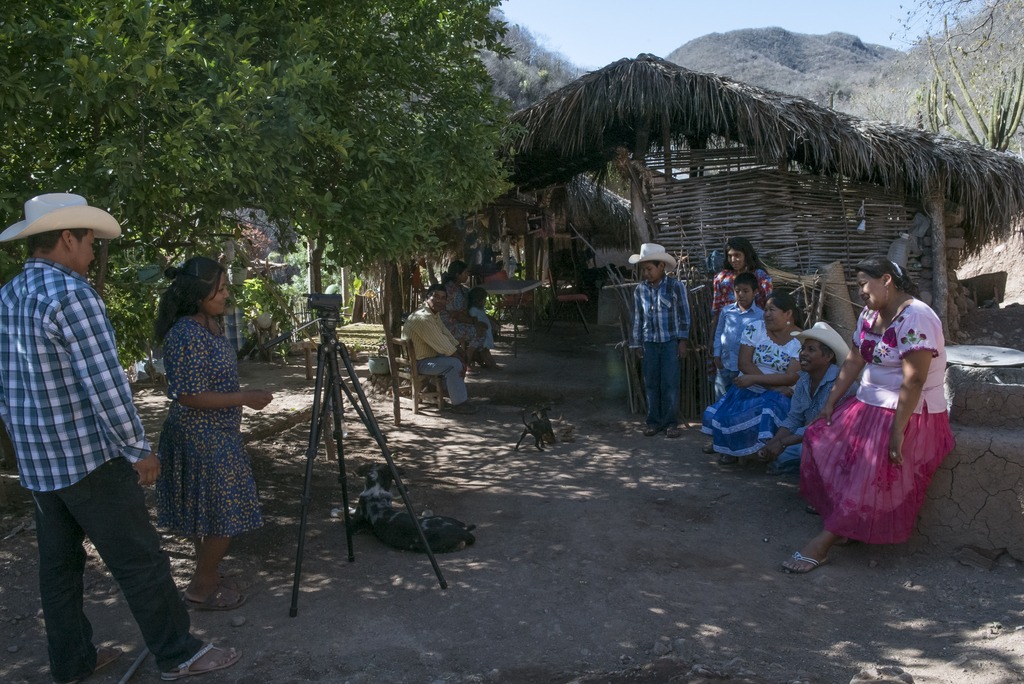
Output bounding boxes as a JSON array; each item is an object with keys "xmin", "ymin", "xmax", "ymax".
[
  {"xmin": 713, "ymin": 303, "xmax": 763, "ymax": 371},
  {"xmin": 778, "ymin": 364, "xmax": 841, "ymax": 436},
  {"xmin": 0, "ymin": 258, "xmax": 150, "ymax": 491},
  {"xmin": 630, "ymin": 276, "xmax": 690, "ymax": 347}
]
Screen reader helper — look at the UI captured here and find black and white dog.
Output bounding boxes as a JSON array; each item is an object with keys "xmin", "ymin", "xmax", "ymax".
[{"xmin": 349, "ymin": 463, "xmax": 476, "ymax": 553}]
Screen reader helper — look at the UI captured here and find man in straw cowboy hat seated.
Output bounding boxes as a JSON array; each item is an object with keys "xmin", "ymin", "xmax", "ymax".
[
  {"xmin": 755, "ymin": 321, "xmax": 853, "ymax": 475},
  {"xmin": 628, "ymin": 243, "xmax": 690, "ymax": 438},
  {"xmin": 0, "ymin": 194, "xmax": 240, "ymax": 681}
]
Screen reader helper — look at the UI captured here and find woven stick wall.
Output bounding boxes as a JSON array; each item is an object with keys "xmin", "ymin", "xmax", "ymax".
[{"xmin": 647, "ymin": 147, "xmax": 916, "ymax": 278}]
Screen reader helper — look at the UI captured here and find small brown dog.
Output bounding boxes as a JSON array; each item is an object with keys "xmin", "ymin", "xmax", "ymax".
[{"xmin": 514, "ymin": 407, "xmax": 556, "ymax": 451}]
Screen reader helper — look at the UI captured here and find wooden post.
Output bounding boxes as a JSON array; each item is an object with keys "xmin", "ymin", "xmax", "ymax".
[
  {"xmin": 382, "ymin": 262, "xmax": 403, "ymax": 425},
  {"xmin": 662, "ymin": 109, "xmax": 672, "ymax": 180},
  {"xmin": 925, "ymin": 191, "xmax": 949, "ymax": 337}
]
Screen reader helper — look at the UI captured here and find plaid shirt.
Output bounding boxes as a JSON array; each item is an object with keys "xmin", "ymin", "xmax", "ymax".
[
  {"xmin": 0, "ymin": 258, "xmax": 150, "ymax": 491},
  {"xmin": 630, "ymin": 276, "xmax": 690, "ymax": 347}
]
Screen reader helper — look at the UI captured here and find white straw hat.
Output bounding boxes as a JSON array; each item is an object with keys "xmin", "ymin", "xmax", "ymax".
[
  {"xmin": 793, "ymin": 321, "xmax": 850, "ymax": 361},
  {"xmin": 628, "ymin": 243, "xmax": 676, "ymax": 268},
  {"xmin": 1, "ymin": 193, "xmax": 121, "ymax": 242}
]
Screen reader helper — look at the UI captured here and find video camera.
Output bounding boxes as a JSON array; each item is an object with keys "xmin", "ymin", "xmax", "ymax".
[{"xmin": 307, "ymin": 292, "xmax": 344, "ymax": 312}]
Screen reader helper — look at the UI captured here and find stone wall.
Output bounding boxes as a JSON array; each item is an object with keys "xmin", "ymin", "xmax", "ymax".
[
  {"xmin": 902, "ymin": 207, "xmax": 972, "ymax": 340},
  {"xmin": 917, "ymin": 365, "xmax": 1024, "ymax": 559}
]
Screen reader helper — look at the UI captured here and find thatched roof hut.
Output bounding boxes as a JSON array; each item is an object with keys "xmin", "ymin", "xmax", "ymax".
[{"xmin": 507, "ymin": 54, "xmax": 1024, "ymax": 331}]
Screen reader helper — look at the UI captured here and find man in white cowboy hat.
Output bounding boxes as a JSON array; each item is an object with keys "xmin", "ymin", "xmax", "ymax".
[
  {"xmin": 628, "ymin": 243, "xmax": 690, "ymax": 438},
  {"xmin": 756, "ymin": 321, "xmax": 853, "ymax": 475},
  {"xmin": 0, "ymin": 193, "xmax": 240, "ymax": 681}
]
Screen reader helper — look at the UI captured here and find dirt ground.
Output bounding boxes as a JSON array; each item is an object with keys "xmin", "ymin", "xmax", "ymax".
[{"xmin": 3, "ymin": 313, "xmax": 1024, "ymax": 684}]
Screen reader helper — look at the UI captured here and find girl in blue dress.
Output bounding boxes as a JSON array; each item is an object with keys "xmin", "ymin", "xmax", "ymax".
[{"xmin": 154, "ymin": 256, "xmax": 273, "ymax": 611}]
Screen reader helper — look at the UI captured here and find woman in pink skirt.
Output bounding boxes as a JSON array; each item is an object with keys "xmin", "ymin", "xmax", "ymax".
[{"xmin": 781, "ymin": 256, "xmax": 954, "ymax": 574}]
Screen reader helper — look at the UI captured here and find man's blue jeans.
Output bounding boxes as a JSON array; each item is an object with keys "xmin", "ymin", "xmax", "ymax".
[
  {"xmin": 417, "ymin": 355, "xmax": 468, "ymax": 405},
  {"xmin": 771, "ymin": 444, "xmax": 803, "ymax": 474},
  {"xmin": 643, "ymin": 340, "xmax": 681, "ymax": 430},
  {"xmin": 33, "ymin": 457, "xmax": 201, "ymax": 681}
]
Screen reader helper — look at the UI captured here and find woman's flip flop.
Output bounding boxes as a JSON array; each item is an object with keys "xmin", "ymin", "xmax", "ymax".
[{"xmin": 781, "ymin": 551, "xmax": 829, "ymax": 574}]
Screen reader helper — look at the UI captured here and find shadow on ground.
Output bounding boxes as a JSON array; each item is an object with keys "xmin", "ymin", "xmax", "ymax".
[{"xmin": 1, "ymin": 321, "xmax": 1022, "ymax": 683}]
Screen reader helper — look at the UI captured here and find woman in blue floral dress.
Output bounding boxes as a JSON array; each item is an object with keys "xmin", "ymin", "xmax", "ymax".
[
  {"xmin": 154, "ymin": 257, "xmax": 273, "ymax": 610},
  {"xmin": 703, "ymin": 292, "xmax": 802, "ymax": 462}
]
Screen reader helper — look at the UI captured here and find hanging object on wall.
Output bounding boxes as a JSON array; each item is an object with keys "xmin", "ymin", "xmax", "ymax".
[
  {"xmin": 855, "ymin": 199, "xmax": 866, "ymax": 233},
  {"xmin": 887, "ymin": 232, "xmax": 911, "ymax": 269}
]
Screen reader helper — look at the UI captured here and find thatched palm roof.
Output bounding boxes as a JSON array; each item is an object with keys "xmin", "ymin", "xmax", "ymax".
[{"xmin": 508, "ymin": 54, "xmax": 1024, "ymax": 247}]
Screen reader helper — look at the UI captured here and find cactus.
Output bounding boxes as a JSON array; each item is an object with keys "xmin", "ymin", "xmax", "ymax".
[{"xmin": 922, "ymin": 20, "xmax": 1024, "ymax": 151}]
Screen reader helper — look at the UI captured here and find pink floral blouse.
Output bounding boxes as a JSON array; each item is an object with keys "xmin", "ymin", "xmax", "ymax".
[{"xmin": 854, "ymin": 299, "xmax": 947, "ymax": 413}]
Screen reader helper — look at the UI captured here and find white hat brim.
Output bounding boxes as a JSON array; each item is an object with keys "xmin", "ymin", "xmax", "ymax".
[
  {"xmin": 793, "ymin": 327, "xmax": 851, "ymax": 361},
  {"xmin": 0, "ymin": 205, "xmax": 121, "ymax": 242},
  {"xmin": 628, "ymin": 253, "xmax": 677, "ymax": 268}
]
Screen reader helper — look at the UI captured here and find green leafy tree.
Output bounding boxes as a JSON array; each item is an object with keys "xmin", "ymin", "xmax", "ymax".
[
  {"xmin": 2, "ymin": 0, "xmax": 510, "ymax": 361},
  {"xmin": 240, "ymin": 0, "xmax": 512, "ymax": 285}
]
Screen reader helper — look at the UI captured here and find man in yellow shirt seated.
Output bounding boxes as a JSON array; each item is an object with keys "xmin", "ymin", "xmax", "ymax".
[{"xmin": 402, "ymin": 284, "xmax": 476, "ymax": 414}]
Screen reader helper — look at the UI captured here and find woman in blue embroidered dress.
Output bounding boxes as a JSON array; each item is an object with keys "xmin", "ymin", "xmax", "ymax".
[
  {"xmin": 702, "ymin": 292, "xmax": 802, "ymax": 463},
  {"xmin": 154, "ymin": 257, "xmax": 273, "ymax": 610}
]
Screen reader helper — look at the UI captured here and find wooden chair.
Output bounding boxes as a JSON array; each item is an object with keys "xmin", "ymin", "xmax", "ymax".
[{"xmin": 389, "ymin": 337, "xmax": 445, "ymax": 414}]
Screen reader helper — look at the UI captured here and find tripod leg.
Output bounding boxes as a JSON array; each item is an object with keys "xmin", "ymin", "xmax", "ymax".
[
  {"xmin": 290, "ymin": 343, "xmax": 331, "ymax": 618},
  {"xmin": 337, "ymin": 379, "xmax": 375, "ymax": 443},
  {"xmin": 336, "ymin": 343, "xmax": 448, "ymax": 590},
  {"xmin": 323, "ymin": 346, "xmax": 355, "ymax": 564}
]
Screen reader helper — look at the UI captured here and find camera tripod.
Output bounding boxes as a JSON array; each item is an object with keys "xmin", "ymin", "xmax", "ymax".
[{"xmin": 288, "ymin": 295, "xmax": 447, "ymax": 617}]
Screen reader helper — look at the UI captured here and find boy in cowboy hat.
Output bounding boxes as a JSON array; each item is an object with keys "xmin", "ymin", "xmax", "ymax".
[
  {"xmin": 0, "ymin": 194, "xmax": 240, "ymax": 681},
  {"xmin": 628, "ymin": 243, "xmax": 690, "ymax": 438},
  {"xmin": 756, "ymin": 321, "xmax": 853, "ymax": 475}
]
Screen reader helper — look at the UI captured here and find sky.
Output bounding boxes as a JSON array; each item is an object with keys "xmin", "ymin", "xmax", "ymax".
[{"xmin": 498, "ymin": 0, "xmax": 925, "ymax": 70}]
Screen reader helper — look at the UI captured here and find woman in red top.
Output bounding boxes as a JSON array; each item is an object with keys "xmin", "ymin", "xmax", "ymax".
[{"xmin": 710, "ymin": 237, "xmax": 773, "ymax": 337}]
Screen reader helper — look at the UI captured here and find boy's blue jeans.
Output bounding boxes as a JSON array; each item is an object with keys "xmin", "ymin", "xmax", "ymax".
[
  {"xmin": 643, "ymin": 340, "xmax": 681, "ymax": 430},
  {"xmin": 714, "ymin": 367, "xmax": 739, "ymax": 402}
]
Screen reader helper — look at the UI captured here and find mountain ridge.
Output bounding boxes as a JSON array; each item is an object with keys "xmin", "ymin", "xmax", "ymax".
[{"xmin": 666, "ymin": 26, "xmax": 902, "ymax": 107}]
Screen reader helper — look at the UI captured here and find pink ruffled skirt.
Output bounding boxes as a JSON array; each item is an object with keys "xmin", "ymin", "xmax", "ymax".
[{"xmin": 799, "ymin": 398, "xmax": 954, "ymax": 544}]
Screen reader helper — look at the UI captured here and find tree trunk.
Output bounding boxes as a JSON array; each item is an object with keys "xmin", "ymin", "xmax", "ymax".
[
  {"xmin": 339, "ymin": 267, "xmax": 348, "ymax": 316},
  {"xmin": 94, "ymin": 240, "xmax": 110, "ymax": 296},
  {"xmin": 382, "ymin": 262, "xmax": 403, "ymax": 340},
  {"xmin": 631, "ymin": 123, "xmax": 653, "ymax": 245},
  {"xmin": 307, "ymin": 238, "xmax": 323, "ymax": 294},
  {"xmin": 629, "ymin": 179, "xmax": 651, "ymax": 245}
]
